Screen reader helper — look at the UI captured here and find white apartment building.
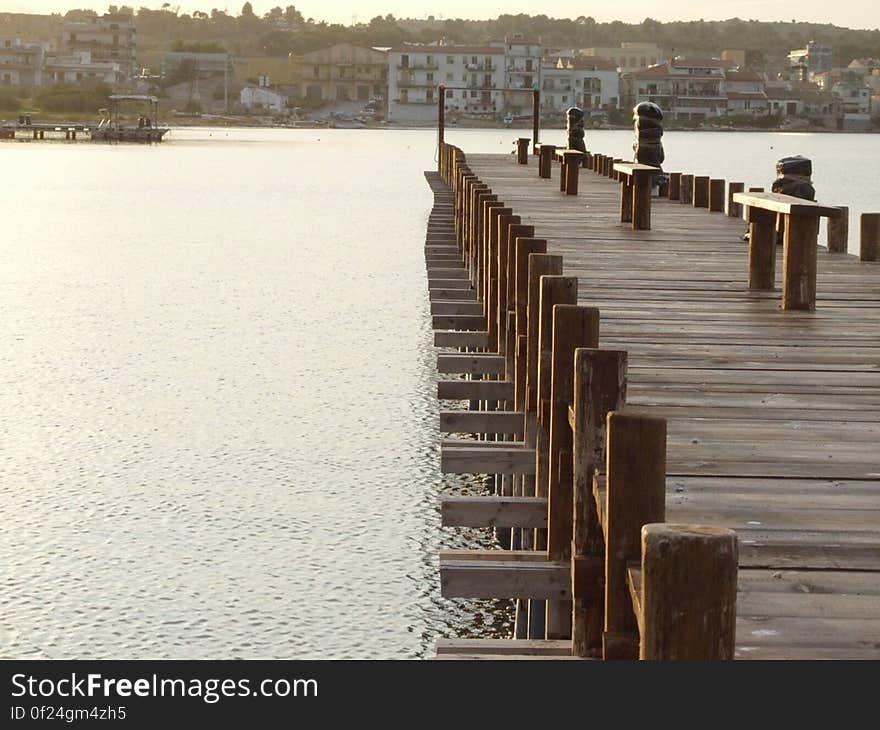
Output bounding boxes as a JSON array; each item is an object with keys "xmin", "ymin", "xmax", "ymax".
[
  {"xmin": 632, "ymin": 57, "xmax": 735, "ymax": 120},
  {"xmin": 61, "ymin": 13, "xmax": 136, "ymax": 83},
  {"xmin": 0, "ymin": 38, "xmax": 45, "ymax": 88},
  {"xmin": 541, "ymin": 57, "xmax": 619, "ymax": 114},
  {"xmin": 44, "ymin": 51, "xmax": 122, "ymax": 86},
  {"xmin": 500, "ymin": 35, "xmax": 542, "ymax": 114},
  {"xmin": 387, "ymin": 45, "xmax": 504, "ymax": 122}
]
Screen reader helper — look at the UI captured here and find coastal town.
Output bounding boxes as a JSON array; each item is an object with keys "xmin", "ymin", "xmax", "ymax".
[{"xmin": 1, "ymin": 8, "xmax": 879, "ymax": 130}]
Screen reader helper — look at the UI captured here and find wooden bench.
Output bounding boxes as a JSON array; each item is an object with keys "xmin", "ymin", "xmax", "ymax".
[
  {"xmin": 732, "ymin": 191, "xmax": 841, "ymax": 311},
  {"xmin": 553, "ymin": 148, "xmax": 585, "ymax": 195},
  {"xmin": 534, "ymin": 143, "xmax": 556, "ymax": 179},
  {"xmin": 613, "ymin": 162, "xmax": 660, "ymax": 231}
]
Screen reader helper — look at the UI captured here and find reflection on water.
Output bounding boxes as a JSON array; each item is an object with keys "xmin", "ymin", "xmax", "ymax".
[{"xmin": 1, "ymin": 127, "xmax": 876, "ymax": 658}]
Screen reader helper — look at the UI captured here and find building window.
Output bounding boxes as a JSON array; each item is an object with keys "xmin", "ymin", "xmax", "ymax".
[
  {"xmin": 446, "ymin": 56, "xmax": 454, "ymax": 64},
  {"xmin": 313, "ymin": 66, "xmax": 319, "ymax": 77},
  {"xmin": 401, "ymin": 54, "xmax": 409, "ymax": 68},
  {"xmin": 470, "ymin": 90, "xmax": 477, "ymax": 98},
  {"xmin": 446, "ymin": 72, "xmax": 453, "ymax": 82},
  {"xmin": 562, "ymin": 95, "xmax": 568, "ymax": 104},
  {"xmin": 426, "ymin": 55, "xmax": 433, "ymax": 65},
  {"xmin": 446, "ymin": 88, "xmax": 453, "ymax": 98},
  {"xmin": 525, "ymin": 59, "xmax": 533, "ymax": 71},
  {"xmin": 427, "ymin": 88, "xmax": 434, "ymax": 102},
  {"xmin": 427, "ymin": 72, "xmax": 433, "ymax": 82}
]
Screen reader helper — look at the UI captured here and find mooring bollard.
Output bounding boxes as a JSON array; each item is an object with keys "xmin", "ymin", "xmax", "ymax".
[
  {"xmin": 603, "ymin": 411, "xmax": 667, "ymax": 660},
  {"xmin": 861, "ymin": 213, "xmax": 880, "ymax": 262},
  {"xmin": 640, "ymin": 524, "xmax": 738, "ymax": 660}
]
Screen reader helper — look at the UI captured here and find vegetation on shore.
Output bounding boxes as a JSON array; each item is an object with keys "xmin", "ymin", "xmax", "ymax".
[{"xmin": 3, "ymin": 8, "xmax": 879, "ymax": 68}]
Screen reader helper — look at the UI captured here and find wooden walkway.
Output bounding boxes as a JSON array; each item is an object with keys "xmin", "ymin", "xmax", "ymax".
[{"xmin": 428, "ymin": 146, "xmax": 880, "ymax": 660}]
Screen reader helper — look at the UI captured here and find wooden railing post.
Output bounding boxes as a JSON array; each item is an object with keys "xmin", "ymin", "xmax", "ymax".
[
  {"xmin": 603, "ymin": 411, "xmax": 666, "ymax": 660},
  {"xmin": 501, "ymin": 224, "xmax": 534, "ymax": 371},
  {"xmin": 782, "ymin": 211, "xmax": 820, "ymax": 311},
  {"xmin": 547, "ymin": 307, "xmax": 600, "ymax": 563},
  {"xmin": 640, "ymin": 524, "xmax": 738, "ymax": 660},
  {"xmin": 693, "ymin": 176, "xmax": 710, "ymax": 208},
  {"xmin": 861, "ymin": 213, "xmax": 880, "ymax": 262},
  {"xmin": 827, "ymin": 206, "xmax": 848, "ymax": 253},
  {"xmin": 545, "ymin": 305, "xmax": 600, "ymax": 640},
  {"xmin": 709, "ymin": 179, "xmax": 725, "ymax": 212},
  {"xmin": 494, "ymin": 213, "xmax": 521, "ymax": 352},
  {"xmin": 747, "ymin": 207, "xmax": 777, "ymax": 290},
  {"xmin": 728, "ymin": 182, "xmax": 744, "ymax": 218},
  {"xmin": 571, "ymin": 348, "xmax": 627, "ymax": 657},
  {"xmin": 534, "ymin": 276, "xmax": 579, "ymax": 505},
  {"xmin": 513, "ymin": 241, "xmax": 548, "ymax": 411}
]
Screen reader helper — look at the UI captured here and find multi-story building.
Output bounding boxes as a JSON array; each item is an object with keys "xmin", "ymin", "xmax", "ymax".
[
  {"xmin": 788, "ymin": 41, "xmax": 833, "ymax": 77},
  {"xmin": 387, "ymin": 45, "xmax": 504, "ymax": 122},
  {"xmin": 722, "ymin": 69, "xmax": 767, "ymax": 116},
  {"xmin": 500, "ymin": 35, "xmax": 541, "ymax": 114},
  {"xmin": 581, "ymin": 42, "xmax": 663, "ymax": 72},
  {"xmin": 163, "ymin": 52, "xmax": 230, "ymax": 79},
  {"xmin": 44, "ymin": 51, "xmax": 121, "ymax": 86},
  {"xmin": 234, "ymin": 55, "xmax": 301, "ymax": 87},
  {"xmin": 61, "ymin": 13, "xmax": 136, "ymax": 84},
  {"xmin": 541, "ymin": 57, "xmax": 618, "ymax": 115},
  {"xmin": 631, "ymin": 57, "xmax": 734, "ymax": 120},
  {"xmin": 0, "ymin": 37, "xmax": 45, "ymax": 89},
  {"xmin": 300, "ymin": 43, "xmax": 387, "ymax": 103}
]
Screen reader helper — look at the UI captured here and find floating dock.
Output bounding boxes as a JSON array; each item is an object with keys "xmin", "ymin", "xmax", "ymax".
[{"xmin": 429, "ymin": 141, "xmax": 880, "ymax": 659}]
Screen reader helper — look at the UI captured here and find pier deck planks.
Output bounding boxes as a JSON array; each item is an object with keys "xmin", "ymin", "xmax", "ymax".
[{"xmin": 450, "ymin": 154, "xmax": 880, "ymax": 659}]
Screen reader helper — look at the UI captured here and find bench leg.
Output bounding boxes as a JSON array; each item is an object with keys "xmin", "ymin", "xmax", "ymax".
[
  {"xmin": 633, "ymin": 175, "xmax": 651, "ymax": 230},
  {"xmin": 782, "ymin": 212, "xmax": 819, "ymax": 311},
  {"xmin": 565, "ymin": 162, "xmax": 579, "ymax": 195},
  {"xmin": 748, "ymin": 208, "xmax": 776, "ymax": 290},
  {"xmin": 559, "ymin": 160, "xmax": 567, "ymax": 193},
  {"xmin": 620, "ymin": 179, "xmax": 633, "ymax": 223}
]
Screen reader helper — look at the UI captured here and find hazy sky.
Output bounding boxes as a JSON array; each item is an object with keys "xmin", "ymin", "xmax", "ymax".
[{"xmin": 6, "ymin": 0, "xmax": 880, "ymax": 31}]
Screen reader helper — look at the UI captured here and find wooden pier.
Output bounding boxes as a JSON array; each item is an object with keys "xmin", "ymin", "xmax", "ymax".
[{"xmin": 427, "ymin": 141, "xmax": 880, "ymax": 660}]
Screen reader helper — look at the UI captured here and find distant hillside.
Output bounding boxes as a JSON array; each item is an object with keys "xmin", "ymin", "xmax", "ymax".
[{"xmin": 2, "ymin": 10, "xmax": 879, "ymax": 68}]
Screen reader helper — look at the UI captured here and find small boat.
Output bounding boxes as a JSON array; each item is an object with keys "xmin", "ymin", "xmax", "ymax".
[{"xmin": 91, "ymin": 95, "xmax": 169, "ymax": 143}]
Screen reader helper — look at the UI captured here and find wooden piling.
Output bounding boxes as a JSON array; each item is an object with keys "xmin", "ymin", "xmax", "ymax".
[
  {"xmin": 693, "ymin": 176, "xmax": 710, "ymax": 208},
  {"xmin": 827, "ymin": 206, "xmax": 848, "ymax": 253},
  {"xmin": 516, "ymin": 137, "xmax": 530, "ymax": 165},
  {"xmin": 709, "ymin": 179, "xmax": 725, "ymax": 212},
  {"xmin": 667, "ymin": 172, "xmax": 681, "ymax": 201},
  {"xmin": 860, "ymin": 213, "xmax": 880, "ymax": 261},
  {"xmin": 640, "ymin": 524, "xmax": 738, "ymax": 660},
  {"xmin": 727, "ymin": 182, "xmax": 744, "ymax": 218},
  {"xmin": 603, "ymin": 411, "xmax": 666, "ymax": 660},
  {"xmin": 680, "ymin": 174, "xmax": 693, "ymax": 205}
]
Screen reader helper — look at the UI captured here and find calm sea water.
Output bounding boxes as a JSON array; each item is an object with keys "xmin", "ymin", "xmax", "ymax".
[{"xmin": 1, "ymin": 127, "xmax": 877, "ymax": 659}]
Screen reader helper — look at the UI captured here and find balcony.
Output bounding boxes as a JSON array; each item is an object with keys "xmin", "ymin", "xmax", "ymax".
[
  {"xmin": 466, "ymin": 81, "xmax": 496, "ymax": 88},
  {"xmin": 397, "ymin": 62, "xmax": 438, "ymax": 70},
  {"xmin": 397, "ymin": 79, "xmax": 439, "ymax": 88},
  {"xmin": 465, "ymin": 63, "xmax": 495, "ymax": 71}
]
